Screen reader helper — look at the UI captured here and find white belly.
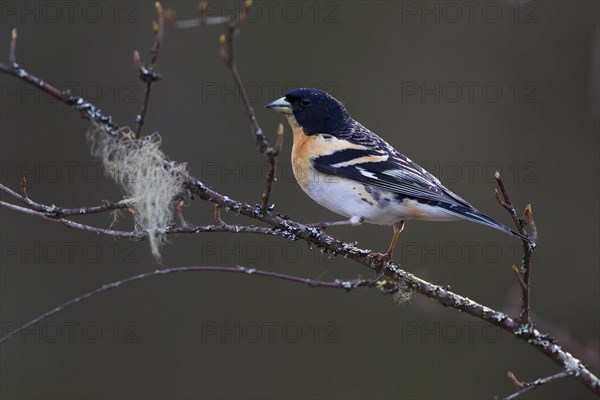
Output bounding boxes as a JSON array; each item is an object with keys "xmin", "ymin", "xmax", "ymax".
[{"xmin": 296, "ymin": 167, "xmax": 461, "ymax": 225}]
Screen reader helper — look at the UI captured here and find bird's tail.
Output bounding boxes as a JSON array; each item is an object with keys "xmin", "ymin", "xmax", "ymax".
[{"xmin": 442, "ymin": 205, "xmax": 531, "ymax": 242}]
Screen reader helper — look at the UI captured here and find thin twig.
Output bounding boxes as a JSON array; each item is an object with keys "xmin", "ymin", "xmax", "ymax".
[
  {"xmin": 0, "ymin": 201, "xmax": 144, "ymax": 238},
  {"xmin": 503, "ymin": 371, "xmax": 572, "ymax": 400},
  {"xmin": 0, "ymin": 265, "xmax": 375, "ymax": 343},
  {"xmin": 167, "ymin": 2, "xmax": 280, "ymax": 212},
  {"xmin": 134, "ymin": 2, "xmax": 164, "ymax": 137},
  {"xmin": 494, "ymin": 171, "xmax": 535, "ymax": 324},
  {"xmin": 219, "ymin": 8, "xmax": 270, "ymax": 152},
  {"xmin": 218, "ymin": 2, "xmax": 282, "ymax": 213},
  {"xmin": 0, "ymin": 182, "xmax": 130, "ymax": 217},
  {"xmin": 0, "ymin": 197, "xmax": 287, "ymax": 239},
  {"xmin": 261, "ymin": 123, "xmax": 284, "ymax": 212},
  {"xmin": 494, "ymin": 170, "xmax": 521, "ymax": 229}
]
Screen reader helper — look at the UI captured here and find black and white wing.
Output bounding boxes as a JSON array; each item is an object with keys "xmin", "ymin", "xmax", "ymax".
[
  {"xmin": 312, "ymin": 120, "xmax": 527, "ymax": 239},
  {"xmin": 312, "ymin": 120, "xmax": 474, "ymax": 209}
]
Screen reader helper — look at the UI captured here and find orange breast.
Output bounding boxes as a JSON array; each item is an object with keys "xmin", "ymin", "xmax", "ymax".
[{"xmin": 287, "ymin": 114, "xmax": 369, "ymax": 191}]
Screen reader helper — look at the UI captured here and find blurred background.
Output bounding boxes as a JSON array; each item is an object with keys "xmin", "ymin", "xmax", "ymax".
[{"xmin": 1, "ymin": 1, "xmax": 598, "ymax": 398}]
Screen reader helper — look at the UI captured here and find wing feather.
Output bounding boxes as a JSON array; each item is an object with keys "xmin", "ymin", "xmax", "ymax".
[{"xmin": 311, "ymin": 121, "xmax": 475, "ymax": 209}]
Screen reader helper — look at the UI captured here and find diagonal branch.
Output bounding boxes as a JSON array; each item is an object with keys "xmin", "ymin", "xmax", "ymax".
[
  {"xmin": 503, "ymin": 371, "xmax": 572, "ymax": 400},
  {"xmin": 0, "ymin": 265, "xmax": 378, "ymax": 344},
  {"xmin": 219, "ymin": 1, "xmax": 265, "ymax": 150}
]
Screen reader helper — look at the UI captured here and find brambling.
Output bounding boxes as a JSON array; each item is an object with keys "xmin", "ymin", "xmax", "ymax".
[{"xmin": 266, "ymin": 88, "xmax": 529, "ymax": 268}]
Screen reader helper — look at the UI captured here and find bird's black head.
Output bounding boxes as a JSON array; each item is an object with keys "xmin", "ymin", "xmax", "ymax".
[{"xmin": 265, "ymin": 88, "xmax": 350, "ymax": 135}]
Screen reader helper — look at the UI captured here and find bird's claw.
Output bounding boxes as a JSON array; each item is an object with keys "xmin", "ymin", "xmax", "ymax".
[{"xmin": 367, "ymin": 252, "xmax": 392, "ymax": 286}]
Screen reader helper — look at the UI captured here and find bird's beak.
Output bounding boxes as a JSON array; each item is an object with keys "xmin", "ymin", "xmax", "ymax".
[{"xmin": 265, "ymin": 97, "xmax": 292, "ymax": 114}]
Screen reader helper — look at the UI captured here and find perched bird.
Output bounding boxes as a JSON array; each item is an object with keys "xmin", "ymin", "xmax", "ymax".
[{"xmin": 265, "ymin": 88, "xmax": 529, "ymax": 268}]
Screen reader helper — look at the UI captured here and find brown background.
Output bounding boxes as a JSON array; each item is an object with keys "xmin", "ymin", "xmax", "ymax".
[{"xmin": 1, "ymin": 1, "xmax": 599, "ymax": 399}]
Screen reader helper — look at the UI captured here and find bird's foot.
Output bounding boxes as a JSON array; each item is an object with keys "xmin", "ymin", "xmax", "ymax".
[{"xmin": 366, "ymin": 251, "xmax": 392, "ymax": 286}]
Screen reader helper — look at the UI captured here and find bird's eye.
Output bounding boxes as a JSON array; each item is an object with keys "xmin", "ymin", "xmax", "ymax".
[{"xmin": 301, "ymin": 98, "xmax": 311, "ymax": 107}]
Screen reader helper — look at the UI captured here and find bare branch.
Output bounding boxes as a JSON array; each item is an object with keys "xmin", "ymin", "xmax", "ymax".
[
  {"xmin": 494, "ymin": 170, "xmax": 522, "ymax": 229},
  {"xmin": 0, "ymin": 194, "xmax": 289, "ymax": 240},
  {"xmin": 503, "ymin": 371, "xmax": 572, "ymax": 400},
  {"xmin": 0, "ymin": 201, "xmax": 143, "ymax": 238},
  {"xmin": 166, "ymin": 2, "xmax": 280, "ymax": 213},
  {"xmin": 219, "ymin": 5, "xmax": 270, "ymax": 153},
  {"xmin": 261, "ymin": 123, "xmax": 284, "ymax": 212},
  {"xmin": 494, "ymin": 171, "xmax": 536, "ymax": 324},
  {"xmin": 0, "ymin": 265, "xmax": 377, "ymax": 344},
  {"xmin": 134, "ymin": 2, "xmax": 165, "ymax": 138},
  {"xmin": 0, "ymin": 182, "xmax": 130, "ymax": 218},
  {"xmin": 216, "ymin": 2, "xmax": 283, "ymax": 214}
]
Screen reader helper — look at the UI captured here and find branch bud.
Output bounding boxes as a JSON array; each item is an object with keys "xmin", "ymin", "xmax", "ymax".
[
  {"xmin": 164, "ymin": 8, "xmax": 176, "ymax": 29},
  {"xmin": 9, "ymin": 28, "xmax": 18, "ymax": 65},
  {"xmin": 198, "ymin": 1, "xmax": 208, "ymax": 23},
  {"xmin": 133, "ymin": 50, "xmax": 143, "ymax": 69},
  {"xmin": 507, "ymin": 371, "xmax": 525, "ymax": 388}
]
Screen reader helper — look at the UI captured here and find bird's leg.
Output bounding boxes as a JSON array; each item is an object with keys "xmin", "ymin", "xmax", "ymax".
[
  {"xmin": 309, "ymin": 216, "xmax": 364, "ymax": 231},
  {"xmin": 369, "ymin": 221, "xmax": 404, "ymax": 284}
]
